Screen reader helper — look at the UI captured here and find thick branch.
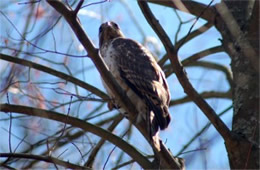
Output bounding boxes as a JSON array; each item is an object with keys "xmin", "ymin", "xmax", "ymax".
[
  {"xmin": 138, "ymin": 1, "xmax": 233, "ymax": 144},
  {"xmin": 0, "ymin": 104, "xmax": 153, "ymax": 169},
  {"xmin": 215, "ymin": 2, "xmax": 259, "ymax": 72},
  {"xmin": 0, "ymin": 152, "xmax": 87, "ymax": 169}
]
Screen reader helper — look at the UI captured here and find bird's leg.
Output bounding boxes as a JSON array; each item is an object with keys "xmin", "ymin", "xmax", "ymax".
[
  {"xmin": 107, "ymin": 100, "xmax": 115, "ymax": 110},
  {"xmin": 147, "ymin": 111, "xmax": 153, "ymax": 140},
  {"xmin": 107, "ymin": 98, "xmax": 118, "ymax": 110},
  {"xmin": 107, "ymin": 98, "xmax": 128, "ymax": 117}
]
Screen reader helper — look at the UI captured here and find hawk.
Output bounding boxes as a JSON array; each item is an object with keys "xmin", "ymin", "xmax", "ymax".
[{"xmin": 99, "ymin": 21, "xmax": 171, "ymax": 136}]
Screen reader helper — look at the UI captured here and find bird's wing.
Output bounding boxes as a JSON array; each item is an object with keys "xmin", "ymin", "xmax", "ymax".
[{"xmin": 111, "ymin": 38, "xmax": 171, "ymax": 130}]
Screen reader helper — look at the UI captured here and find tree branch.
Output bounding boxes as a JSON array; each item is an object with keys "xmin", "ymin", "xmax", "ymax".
[
  {"xmin": 176, "ymin": 105, "xmax": 233, "ymax": 156},
  {"xmin": 185, "ymin": 61, "xmax": 233, "ymax": 86},
  {"xmin": 147, "ymin": 0, "xmax": 216, "ymax": 23},
  {"xmin": 215, "ymin": 2, "xmax": 259, "ymax": 72},
  {"xmin": 181, "ymin": 46, "xmax": 224, "ymax": 65},
  {"xmin": 84, "ymin": 114, "xmax": 124, "ymax": 167},
  {"xmin": 0, "ymin": 152, "xmax": 87, "ymax": 169},
  {"xmin": 73, "ymin": 0, "xmax": 84, "ymax": 15},
  {"xmin": 158, "ymin": 22, "xmax": 213, "ymax": 67},
  {"xmin": 0, "ymin": 104, "xmax": 153, "ymax": 169},
  {"xmin": 170, "ymin": 90, "xmax": 232, "ymax": 106},
  {"xmin": 138, "ymin": 0, "xmax": 233, "ymax": 145},
  {"xmin": 0, "ymin": 53, "xmax": 107, "ymax": 100}
]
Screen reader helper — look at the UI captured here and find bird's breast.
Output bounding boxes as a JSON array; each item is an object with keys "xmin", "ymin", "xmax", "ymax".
[{"xmin": 100, "ymin": 45, "xmax": 146, "ymax": 114}]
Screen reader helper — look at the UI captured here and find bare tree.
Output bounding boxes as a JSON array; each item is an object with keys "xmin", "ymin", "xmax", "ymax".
[{"xmin": 0, "ymin": 0, "xmax": 258, "ymax": 169}]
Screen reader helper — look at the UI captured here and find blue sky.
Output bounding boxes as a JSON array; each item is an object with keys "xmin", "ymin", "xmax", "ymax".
[{"xmin": 0, "ymin": 0, "xmax": 233, "ymax": 169}]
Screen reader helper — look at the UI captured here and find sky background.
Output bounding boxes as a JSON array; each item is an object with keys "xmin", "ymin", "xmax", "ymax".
[{"xmin": 0, "ymin": 0, "xmax": 233, "ymax": 169}]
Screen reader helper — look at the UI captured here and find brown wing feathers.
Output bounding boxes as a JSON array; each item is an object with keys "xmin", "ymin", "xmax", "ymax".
[{"xmin": 112, "ymin": 38, "xmax": 171, "ymax": 130}]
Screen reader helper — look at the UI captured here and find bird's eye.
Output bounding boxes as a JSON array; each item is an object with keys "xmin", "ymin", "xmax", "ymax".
[
  {"xmin": 99, "ymin": 26, "xmax": 103, "ymax": 33},
  {"xmin": 112, "ymin": 22, "xmax": 119, "ymax": 29}
]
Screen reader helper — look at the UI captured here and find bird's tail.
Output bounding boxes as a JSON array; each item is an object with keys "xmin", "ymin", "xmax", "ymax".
[{"xmin": 146, "ymin": 101, "xmax": 171, "ymax": 136}]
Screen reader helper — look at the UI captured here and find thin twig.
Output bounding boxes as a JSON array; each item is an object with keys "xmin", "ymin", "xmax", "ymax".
[
  {"xmin": 158, "ymin": 22, "xmax": 213, "ymax": 67},
  {"xmin": 176, "ymin": 0, "xmax": 215, "ymax": 51},
  {"xmin": 7, "ymin": 93, "xmax": 12, "ymax": 153},
  {"xmin": 84, "ymin": 114, "xmax": 124, "ymax": 167},
  {"xmin": 176, "ymin": 105, "xmax": 232, "ymax": 156},
  {"xmin": 103, "ymin": 125, "xmax": 131, "ymax": 169},
  {"xmin": 49, "ymin": 96, "xmax": 73, "ymax": 156},
  {"xmin": 81, "ymin": 0, "xmax": 109, "ymax": 9},
  {"xmin": 0, "ymin": 11, "xmax": 85, "ymax": 58}
]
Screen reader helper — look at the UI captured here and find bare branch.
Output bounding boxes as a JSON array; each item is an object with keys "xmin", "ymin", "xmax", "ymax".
[
  {"xmin": 182, "ymin": 46, "xmax": 224, "ymax": 65},
  {"xmin": 73, "ymin": 0, "xmax": 84, "ymax": 15},
  {"xmin": 0, "ymin": 53, "xmax": 107, "ymax": 100},
  {"xmin": 0, "ymin": 104, "xmax": 153, "ymax": 169},
  {"xmin": 185, "ymin": 61, "xmax": 233, "ymax": 86},
  {"xmin": 176, "ymin": 105, "xmax": 233, "ymax": 156},
  {"xmin": 159, "ymin": 22, "xmax": 213, "ymax": 67},
  {"xmin": 84, "ymin": 114, "xmax": 124, "ymax": 167},
  {"xmin": 0, "ymin": 152, "xmax": 88, "ymax": 169},
  {"xmin": 147, "ymin": 0, "xmax": 216, "ymax": 23},
  {"xmin": 170, "ymin": 90, "xmax": 232, "ymax": 106},
  {"xmin": 215, "ymin": 2, "xmax": 259, "ymax": 72}
]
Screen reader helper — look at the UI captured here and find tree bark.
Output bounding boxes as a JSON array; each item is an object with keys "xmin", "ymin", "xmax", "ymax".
[{"xmin": 215, "ymin": 1, "xmax": 259, "ymax": 169}]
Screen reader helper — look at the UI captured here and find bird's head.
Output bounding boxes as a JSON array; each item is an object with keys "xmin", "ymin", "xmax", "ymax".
[{"xmin": 99, "ymin": 21, "xmax": 124, "ymax": 48}]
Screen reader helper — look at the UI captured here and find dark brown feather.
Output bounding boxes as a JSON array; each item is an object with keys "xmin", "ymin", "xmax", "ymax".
[{"xmin": 111, "ymin": 38, "xmax": 171, "ymax": 131}]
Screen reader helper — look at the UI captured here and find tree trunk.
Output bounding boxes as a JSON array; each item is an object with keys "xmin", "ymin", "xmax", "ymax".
[{"xmin": 215, "ymin": 1, "xmax": 259, "ymax": 169}]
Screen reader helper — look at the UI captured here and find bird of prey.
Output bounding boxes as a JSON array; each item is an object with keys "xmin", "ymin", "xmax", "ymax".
[{"xmin": 99, "ymin": 21, "xmax": 171, "ymax": 137}]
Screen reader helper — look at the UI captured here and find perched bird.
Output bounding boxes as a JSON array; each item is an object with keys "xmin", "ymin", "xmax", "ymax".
[{"xmin": 99, "ymin": 21, "xmax": 171, "ymax": 137}]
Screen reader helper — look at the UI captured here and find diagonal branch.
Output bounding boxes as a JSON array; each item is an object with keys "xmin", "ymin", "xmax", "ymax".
[
  {"xmin": 0, "ymin": 152, "xmax": 88, "ymax": 169},
  {"xmin": 0, "ymin": 104, "xmax": 153, "ymax": 169},
  {"xmin": 138, "ymin": 0, "xmax": 233, "ymax": 145},
  {"xmin": 0, "ymin": 53, "xmax": 107, "ymax": 100},
  {"xmin": 158, "ymin": 22, "xmax": 213, "ymax": 67},
  {"xmin": 176, "ymin": 105, "xmax": 233, "ymax": 156}
]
